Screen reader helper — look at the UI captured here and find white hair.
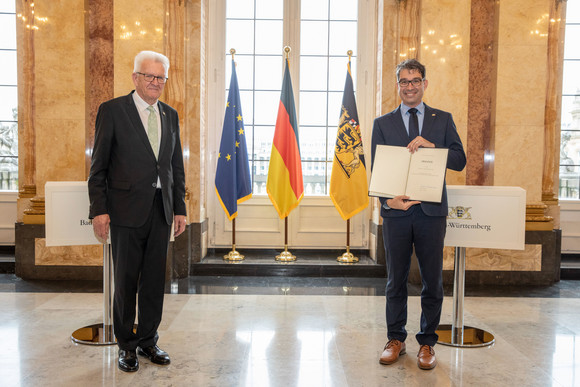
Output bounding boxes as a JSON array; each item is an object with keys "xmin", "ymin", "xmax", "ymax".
[{"xmin": 134, "ymin": 51, "xmax": 170, "ymax": 77}]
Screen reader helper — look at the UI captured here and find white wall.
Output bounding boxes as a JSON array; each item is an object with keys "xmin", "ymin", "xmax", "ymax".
[{"xmin": 0, "ymin": 192, "xmax": 17, "ymax": 245}]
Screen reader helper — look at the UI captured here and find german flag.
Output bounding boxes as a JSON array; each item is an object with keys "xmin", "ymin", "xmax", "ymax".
[
  {"xmin": 267, "ymin": 58, "xmax": 304, "ymax": 218},
  {"xmin": 329, "ymin": 59, "xmax": 368, "ymax": 220}
]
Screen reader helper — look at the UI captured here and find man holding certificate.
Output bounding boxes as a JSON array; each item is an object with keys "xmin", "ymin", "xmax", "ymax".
[{"xmin": 371, "ymin": 59, "xmax": 466, "ymax": 370}]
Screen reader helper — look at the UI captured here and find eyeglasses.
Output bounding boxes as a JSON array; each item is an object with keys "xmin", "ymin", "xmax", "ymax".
[
  {"xmin": 398, "ymin": 78, "xmax": 424, "ymax": 88},
  {"xmin": 136, "ymin": 72, "xmax": 168, "ymax": 84}
]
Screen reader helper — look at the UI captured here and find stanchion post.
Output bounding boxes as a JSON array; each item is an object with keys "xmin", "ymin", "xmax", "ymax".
[
  {"xmin": 451, "ymin": 246, "xmax": 465, "ymax": 345},
  {"xmin": 102, "ymin": 243, "xmax": 114, "ymax": 342},
  {"xmin": 436, "ymin": 246, "xmax": 495, "ymax": 347},
  {"xmin": 70, "ymin": 242, "xmax": 116, "ymax": 345}
]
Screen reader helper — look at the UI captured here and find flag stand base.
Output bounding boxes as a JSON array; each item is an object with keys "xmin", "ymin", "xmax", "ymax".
[
  {"xmin": 337, "ymin": 245, "xmax": 358, "ymax": 263},
  {"xmin": 275, "ymin": 245, "xmax": 296, "ymax": 262},
  {"xmin": 337, "ymin": 251, "xmax": 359, "ymax": 263},
  {"xmin": 224, "ymin": 244, "xmax": 244, "ymax": 261}
]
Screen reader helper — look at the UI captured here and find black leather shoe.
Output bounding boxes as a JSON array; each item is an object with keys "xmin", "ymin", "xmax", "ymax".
[
  {"xmin": 137, "ymin": 345, "xmax": 171, "ymax": 365},
  {"xmin": 118, "ymin": 349, "xmax": 139, "ymax": 372}
]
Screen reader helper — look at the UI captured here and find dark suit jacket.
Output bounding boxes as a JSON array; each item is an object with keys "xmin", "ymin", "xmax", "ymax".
[
  {"xmin": 88, "ymin": 91, "xmax": 186, "ymax": 227},
  {"xmin": 371, "ymin": 103, "xmax": 466, "ymax": 218}
]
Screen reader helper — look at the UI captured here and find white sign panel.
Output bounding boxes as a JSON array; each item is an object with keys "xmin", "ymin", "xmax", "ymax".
[
  {"xmin": 45, "ymin": 181, "xmax": 101, "ymax": 246},
  {"xmin": 445, "ymin": 186, "xmax": 526, "ymax": 250},
  {"xmin": 45, "ymin": 181, "xmax": 174, "ymax": 247}
]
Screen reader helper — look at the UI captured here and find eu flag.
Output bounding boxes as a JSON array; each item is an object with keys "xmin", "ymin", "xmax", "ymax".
[{"xmin": 215, "ymin": 59, "xmax": 252, "ymax": 220}]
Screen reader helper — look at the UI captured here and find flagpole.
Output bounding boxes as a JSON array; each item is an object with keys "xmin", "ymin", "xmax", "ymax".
[
  {"xmin": 335, "ymin": 50, "xmax": 359, "ymax": 264},
  {"xmin": 221, "ymin": 47, "xmax": 246, "ymax": 262},
  {"xmin": 337, "ymin": 218, "xmax": 359, "ymax": 263},
  {"xmin": 224, "ymin": 217, "xmax": 244, "ymax": 261},
  {"xmin": 276, "ymin": 216, "xmax": 296, "ymax": 261},
  {"xmin": 272, "ymin": 45, "xmax": 297, "ymax": 262}
]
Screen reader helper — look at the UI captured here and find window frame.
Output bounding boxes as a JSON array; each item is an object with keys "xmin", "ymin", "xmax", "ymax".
[
  {"xmin": 0, "ymin": 8, "xmax": 18, "ymax": 192},
  {"xmin": 208, "ymin": 0, "xmax": 376, "ymax": 249}
]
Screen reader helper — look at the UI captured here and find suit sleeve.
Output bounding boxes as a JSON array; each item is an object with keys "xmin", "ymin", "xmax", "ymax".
[
  {"xmin": 436, "ymin": 113, "xmax": 466, "ymax": 172},
  {"xmin": 88, "ymin": 103, "xmax": 113, "ymax": 219},
  {"xmin": 171, "ymin": 117, "xmax": 187, "ymax": 217},
  {"xmin": 370, "ymin": 117, "xmax": 387, "ymax": 208}
]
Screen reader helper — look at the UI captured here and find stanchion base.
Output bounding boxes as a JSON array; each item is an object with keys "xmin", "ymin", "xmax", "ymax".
[
  {"xmin": 223, "ymin": 250, "xmax": 245, "ymax": 261},
  {"xmin": 337, "ymin": 252, "xmax": 359, "ymax": 263},
  {"xmin": 275, "ymin": 250, "xmax": 296, "ymax": 262},
  {"xmin": 436, "ymin": 324, "xmax": 495, "ymax": 348},
  {"xmin": 71, "ymin": 323, "xmax": 116, "ymax": 346}
]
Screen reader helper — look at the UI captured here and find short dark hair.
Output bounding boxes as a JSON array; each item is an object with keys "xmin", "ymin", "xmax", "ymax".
[{"xmin": 396, "ymin": 59, "xmax": 426, "ymax": 80}]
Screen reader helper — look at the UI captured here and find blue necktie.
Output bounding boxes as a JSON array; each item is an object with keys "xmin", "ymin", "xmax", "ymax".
[{"xmin": 408, "ymin": 107, "xmax": 419, "ymax": 141}]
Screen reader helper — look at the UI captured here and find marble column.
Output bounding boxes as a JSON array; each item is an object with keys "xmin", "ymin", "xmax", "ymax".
[
  {"xmin": 186, "ymin": 0, "xmax": 209, "ymax": 264},
  {"xmin": 466, "ymin": 0, "xmax": 499, "ymax": 186},
  {"xmin": 542, "ymin": 0, "xmax": 567, "ymax": 229},
  {"xmin": 162, "ymin": 0, "xmax": 208, "ymax": 272},
  {"xmin": 397, "ymin": 0, "xmax": 421, "ymax": 62},
  {"xmin": 85, "ymin": 0, "xmax": 114, "ymax": 177},
  {"xmin": 16, "ymin": 0, "xmax": 37, "ymax": 223}
]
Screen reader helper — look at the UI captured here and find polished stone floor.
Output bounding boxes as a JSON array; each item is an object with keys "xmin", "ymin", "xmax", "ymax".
[{"xmin": 0, "ymin": 274, "xmax": 579, "ymax": 386}]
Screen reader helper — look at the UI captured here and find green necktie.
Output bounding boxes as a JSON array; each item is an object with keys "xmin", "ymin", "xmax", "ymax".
[{"xmin": 146, "ymin": 105, "xmax": 159, "ymax": 158}]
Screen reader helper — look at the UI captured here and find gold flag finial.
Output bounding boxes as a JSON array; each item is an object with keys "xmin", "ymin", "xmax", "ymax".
[
  {"xmin": 230, "ymin": 48, "xmax": 236, "ymax": 60},
  {"xmin": 284, "ymin": 46, "xmax": 291, "ymax": 59},
  {"xmin": 347, "ymin": 50, "xmax": 353, "ymax": 62}
]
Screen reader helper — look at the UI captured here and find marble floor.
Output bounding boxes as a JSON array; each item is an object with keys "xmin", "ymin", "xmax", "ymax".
[{"xmin": 0, "ymin": 275, "xmax": 579, "ymax": 386}]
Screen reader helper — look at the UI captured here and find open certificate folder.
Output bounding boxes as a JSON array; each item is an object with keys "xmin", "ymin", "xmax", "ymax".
[{"xmin": 369, "ymin": 145, "xmax": 449, "ymax": 203}]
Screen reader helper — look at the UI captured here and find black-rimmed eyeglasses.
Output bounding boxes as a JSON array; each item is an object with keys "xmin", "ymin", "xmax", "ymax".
[
  {"xmin": 398, "ymin": 78, "xmax": 424, "ymax": 88},
  {"xmin": 136, "ymin": 72, "xmax": 168, "ymax": 84}
]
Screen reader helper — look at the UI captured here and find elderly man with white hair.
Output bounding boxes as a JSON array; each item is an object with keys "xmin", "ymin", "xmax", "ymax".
[{"xmin": 88, "ymin": 50, "xmax": 187, "ymax": 372}]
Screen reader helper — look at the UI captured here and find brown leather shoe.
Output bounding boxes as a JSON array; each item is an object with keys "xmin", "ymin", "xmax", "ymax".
[
  {"xmin": 379, "ymin": 339, "xmax": 406, "ymax": 365},
  {"xmin": 417, "ymin": 345, "xmax": 436, "ymax": 370}
]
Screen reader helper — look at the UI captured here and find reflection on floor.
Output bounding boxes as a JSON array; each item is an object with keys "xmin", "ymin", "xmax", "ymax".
[{"xmin": 0, "ymin": 275, "xmax": 579, "ymax": 386}]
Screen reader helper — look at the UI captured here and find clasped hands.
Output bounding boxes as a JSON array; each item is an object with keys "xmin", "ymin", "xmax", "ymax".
[{"xmin": 386, "ymin": 196, "xmax": 421, "ymax": 211}]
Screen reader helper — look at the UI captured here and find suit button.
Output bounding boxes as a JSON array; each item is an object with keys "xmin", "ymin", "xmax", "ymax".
[{"xmin": 152, "ymin": 183, "xmax": 157, "ymax": 188}]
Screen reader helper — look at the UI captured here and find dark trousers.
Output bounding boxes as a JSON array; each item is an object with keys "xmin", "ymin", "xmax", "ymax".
[
  {"xmin": 382, "ymin": 205, "xmax": 446, "ymax": 346},
  {"xmin": 110, "ymin": 189, "xmax": 171, "ymax": 351}
]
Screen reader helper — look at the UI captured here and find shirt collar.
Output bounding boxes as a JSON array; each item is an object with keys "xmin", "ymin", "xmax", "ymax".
[
  {"xmin": 401, "ymin": 102, "xmax": 425, "ymax": 116},
  {"xmin": 132, "ymin": 91, "xmax": 158, "ymax": 113}
]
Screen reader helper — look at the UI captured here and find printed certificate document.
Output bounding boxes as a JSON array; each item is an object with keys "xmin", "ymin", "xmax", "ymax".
[{"xmin": 369, "ymin": 145, "xmax": 449, "ymax": 203}]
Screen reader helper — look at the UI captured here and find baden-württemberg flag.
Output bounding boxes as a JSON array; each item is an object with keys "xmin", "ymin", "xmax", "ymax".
[
  {"xmin": 267, "ymin": 58, "xmax": 304, "ymax": 218},
  {"xmin": 215, "ymin": 59, "xmax": 252, "ymax": 220},
  {"xmin": 329, "ymin": 59, "xmax": 368, "ymax": 220}
]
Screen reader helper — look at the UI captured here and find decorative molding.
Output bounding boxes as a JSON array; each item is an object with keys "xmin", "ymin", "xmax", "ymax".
[
  {"xmin": 23, "ymin": 196, "xmax": 45, "ymax": 224},
  {"xmin": 18, "ymin": 184, "xmax": 35, "ymax": 199},
  {"xmin": 526, "ymin": 202, "xmax": 554, "ymax": 230},
  {"xmin": 542, "ymin": 191, "xmax": 559, "ymax": 205}
]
